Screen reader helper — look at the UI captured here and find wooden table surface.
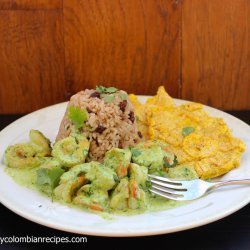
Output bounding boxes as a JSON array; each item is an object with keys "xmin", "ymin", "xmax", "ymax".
[
  {"xmin": 0, "ymin": 112, "xmax": 249, "ymax": 249},
  {"xmin": 1, "ymin": 0, "xmax": 250, "ymax": 113}
]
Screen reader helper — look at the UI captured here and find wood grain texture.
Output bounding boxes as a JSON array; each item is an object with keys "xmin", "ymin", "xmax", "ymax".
[
  {"xmin": 0, "ymin": 0, "xmax": 249, "ymax": 113},
  {"xmin": 63, "ymin": 0, "xmax": 181, "ymax": 97},
  {"xmin": 0, "ymin": 10, "xmax": 66, "ymax": 113},
  {"xmin": 182, "ymin": 0, "xmax": 250, "ymax": 110},
  {"xmin": 0, "ymin": 0, "xmax": 62, "ymax": 10}
]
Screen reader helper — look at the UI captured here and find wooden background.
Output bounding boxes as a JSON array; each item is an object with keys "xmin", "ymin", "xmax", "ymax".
[{"xmin": 0, "ymin": 0, "xmax": 249, "ymax": 113}]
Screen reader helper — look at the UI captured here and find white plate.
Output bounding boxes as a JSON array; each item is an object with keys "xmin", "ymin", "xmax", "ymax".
[{"xmin": 0, "ymin": 97, "xmax": 249, "ymax": 237}]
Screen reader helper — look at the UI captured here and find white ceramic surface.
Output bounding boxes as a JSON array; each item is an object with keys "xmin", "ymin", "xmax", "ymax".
[{"xmin": 0, "ymin": 97, "xmax": 249, "ymax": 237}]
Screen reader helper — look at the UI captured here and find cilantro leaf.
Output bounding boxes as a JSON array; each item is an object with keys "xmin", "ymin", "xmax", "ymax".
[
  {"xmin": 68, "ymin": 106, "xmax": 88, "ymax": 129},
  {"xmin": 37, "ymin": 167, "xmax": 65, "ymax": 188},
  {"xmin": 119, "ymin": 92, "xmax": 128, "ymax": 100},
  {"xmin": 131, "ymin": 148, "xmax": 142, "ymax": 157},
  {"xmin": 96, "ymin": 86, "xmax": 106, "ymax": 93},
  {"xmin": 96, "ymin": 86, "xmax": 118, "ymax": 94},
  {"xmin": 182, "ymin": 126, "xmax": 195, "ymax": 136},
  {"xmin": 105, "ymin": 87, "xmax": 118, "ymax": 93},
  {"xmin": 102, "ymin": 94, "xmax": 115, "ymax": 103}
]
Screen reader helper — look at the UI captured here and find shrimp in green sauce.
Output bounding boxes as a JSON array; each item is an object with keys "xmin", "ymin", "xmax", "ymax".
[
  {"xmin": 4, "ymin": 130, "xmax": 51, "ymax": 168},
  {"xmin": 52, "ymin": 134, "xmax": 89, "ymax": 168}
]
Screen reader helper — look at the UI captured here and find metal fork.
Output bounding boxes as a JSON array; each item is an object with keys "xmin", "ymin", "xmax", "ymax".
[{"xmin": 148, "ymin": 174, "xmax": 250, "ymax": 201}]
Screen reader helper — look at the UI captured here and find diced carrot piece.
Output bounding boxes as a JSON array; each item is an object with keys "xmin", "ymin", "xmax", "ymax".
[
  {"xmin": 130, "ymin": 180, "xmax": 137, "ymax": 198},
  {"xmin": 117, "ymin": 166, "xmax": 127, "ymax": 178},
  {"xmin": 89, "ymin": 204, "xmax": 104, "ymax": 212}
]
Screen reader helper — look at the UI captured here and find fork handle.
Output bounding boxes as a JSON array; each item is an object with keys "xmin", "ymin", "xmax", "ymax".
[{"xmin": 209, "ymin": 179, "xmax": 250, "ymax": 191}]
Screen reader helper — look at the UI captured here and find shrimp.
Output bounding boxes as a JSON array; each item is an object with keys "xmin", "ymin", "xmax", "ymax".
[
  {"xmin": 59, "ymin": 163, "xmax": 91, "ymax": 183},
  {"xmin": 110, "ymin": 178, "xmax": 130, "ymax": 210},
  {"xmin": 110, "ymin": 178, "xmax": 147, "ymax": 210},
  {"xmin": 29, "ymin": 130, "xmax": 52, "ymax": 157},
  {"xmin": 128, "ymin": 179, "xmax": 147, "ymax": 209},
  {"xmin": 85, "ymin": 162, "xmax": 117, "ymax": 191},
  {"xmin": 54, "ymin": 161, "xmax": 117, "ymax": 202},
  {"xmin": 54, "ymin": 176, "xmax": 86, "ymax": 202},
  {"xmin": 131, "ymin": 140, "xmax": 177, "ymax": 173},
  {"xmin": 4, "ymin": 130, "xmax": 51, "ymax": 168},
  {"xmin": 52, "ymin": 134, "xmax": 90, "ymax": 168},
  {"xmin": 4, "ymin": 143, "xmax": 43, "ymax": 168},
  {"xmin": 74, "ymin": 184, "xmax": 109, "ymax": 211},
  {"xmin": 53, "ymin": 163, "xmax": 91, "ymax": 202},
  {"xmin": 103, "ymin": 148, "xmax": 131, "ymax": 178},
  {"xmin": 129, "ymin": 163, "xmax": 148, "ymax": 189}
]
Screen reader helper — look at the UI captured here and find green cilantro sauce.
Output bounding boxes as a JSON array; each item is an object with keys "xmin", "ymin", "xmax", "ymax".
[{"xmin": 5, "ymin": 166, "xmax": 186, "ymax": 218}]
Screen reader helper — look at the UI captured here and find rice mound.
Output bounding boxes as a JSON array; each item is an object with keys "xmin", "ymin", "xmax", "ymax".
[{"xmin": 56, "ymin": 88, "xmax": 142, "ymax": 161}]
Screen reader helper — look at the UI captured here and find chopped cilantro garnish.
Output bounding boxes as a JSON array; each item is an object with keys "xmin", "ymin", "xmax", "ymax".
[
  {"xmin": 145, "ymin": 180, "xmax": 152, "ymax": 189},
  {"xmin": 131, "ymin": 148, "xmax": 142, "ymax": 157},
  {"xmin": 96, "ymin": 86, "xmax": 118, "ymax": 94},
  {"xmin": 182, "ymin": 126, "xmax": 195, "ymax": 136},
  {"xmin": 106, "ymin": 87, "xmax": 118, "ymax": 93},
  {"xmin": 68, "ymin": 106, "xmax": 88, "ymax": 129},
  {"xmin": 37, "ymin": 167, "xmax": 65, "ymax": 188},
  {"xmin": 164, "ymin": 155, "xmax": 178, "ymax": 168},
  {"xmin": 102, "ymin": 94, "xmax": 115, "ymax": 103},
  {"xmin": 119, "ymin": 92, "xmax": 128, "ymax": 100},
  {"xmin": 85, "ymin": 187, "xmax": 94, "ymax": 197},
  {"xmin": 96, "ymin": 86, "xmax": 105, "ymax": 93}
]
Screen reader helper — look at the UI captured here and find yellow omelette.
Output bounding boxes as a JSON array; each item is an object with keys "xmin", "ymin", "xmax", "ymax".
[{"xmin": 129, "ymin": 86, "xmax": 245, "ymax": 179}]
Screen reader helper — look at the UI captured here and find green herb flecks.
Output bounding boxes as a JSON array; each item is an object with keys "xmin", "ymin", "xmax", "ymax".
[
  {"xmin": 182, "ymin": 126, "xmax": 195, "ymax": 136},
  {"xmin": 96, "ymin": 86, "xmax": 118, "ymax": 94},
  {"xmin": 68, "ymin": 106, "xmax": 88, "ymax": 129},
  {"xmin": 145, "ymin": 180, "xmax": 152, "ymax": 189},
  {"xmin": 131, "ymin": 148, "xmax": 142, "ymax": 157},
  {"xmin": 85, "ymin": 186, "xmax": 94, "ymax": 197},
  {"xmin": 163, "ymin": 155, "xmax": 178, "ymax": 168},
  {"xmin": 154, "ymin": 170, "xmax": 168, "ymax": 177}
]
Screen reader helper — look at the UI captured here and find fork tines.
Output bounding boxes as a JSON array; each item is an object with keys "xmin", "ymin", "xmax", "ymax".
[{"xmin": 148, "ymin": 174, "xmax": 187, "ymax": 200}]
